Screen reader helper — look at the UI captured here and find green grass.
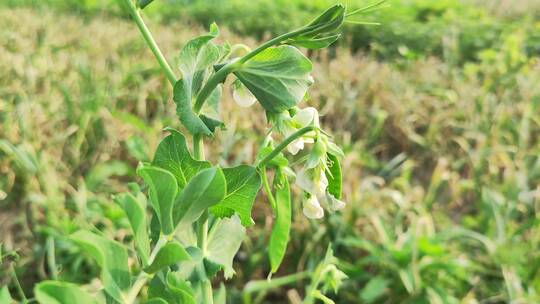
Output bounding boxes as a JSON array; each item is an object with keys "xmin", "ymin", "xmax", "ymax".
[{"xmin": 1, "ymin": 3, "xmax": 540, "ymax": 304}]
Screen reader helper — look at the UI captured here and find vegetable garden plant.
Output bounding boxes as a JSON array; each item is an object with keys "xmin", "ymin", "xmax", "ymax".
[{"xmin": 27, "ymin": 1, "xmax": 385, "ymax": 303}]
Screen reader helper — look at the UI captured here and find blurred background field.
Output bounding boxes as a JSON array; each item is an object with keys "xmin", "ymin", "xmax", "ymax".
[{"xmin": 1, "ymin": 0, "xmax": 540, "ymax": 303}]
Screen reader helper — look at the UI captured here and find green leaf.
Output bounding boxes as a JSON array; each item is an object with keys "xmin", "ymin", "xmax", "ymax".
[
  {"xmin": 325, "ymin": 153, "xmax": 342, "ymax": 199},
  {"xmin": 70, "ymin": 231, "xmax": 130, "ymax": 302},
  {"xmin": 210, "ymin": 165, "xmax": 262, "ymax": 227},
  {"xmin": 148, "ymin": 271, "xmax": 196, "ymax": 304},
  {"xmin": 152, "ymin": 129, "xmax": 211, "ymax": 188},
  {"xmin": 174, "ymin": 24, "xmax": 221, "ymax": 136},
  {"xmin": 166, "ymin": 272, "xmax": 196, "ymax": 304},
  {"xmin": 145, "ymin": 298, "xmax": 168, "ymax": 304},
  {"xmin": 144, "ymin": 241, "xmax": 190, "ymax": 274},
  {"xmin": 269, "ymin": 170, "xmax": 291, "ymax": 273},
  {"xmin": 34, "ymin": 281, "xmax": 97, "ymax": 304},
  {"xmin": 360, "ymin": 276, "xmax": 389, "ymax": 303},
  {"xmin": 234, "ymin": 45, "xmax": 313, "ymax": 113},
  {"xmin": 207, "ymin": 216, "xmax": 246, "ymax": 279},
  {"xmin": 138, "ymin": 0, "xmax": 154, "ymax": 9},
  {"xmin": 115, "ymin": 189, "xmax": 150, "ymax": 266},
  {"xmin": 302, "ymin": 4, "xmax": 345, "ymax": 37},
  {"xmin": 137, "ymin": 163, "xmax": 178, "ymax": 235},
  {"xmin": 287, "ymin": 34, "xmax": 341, "ymax": 50},
  {"xmin": 173, "ymin": 167, "xmax": 227, "ymax": 227},
  {"xmin": 0, "ymin": 286, "xmax": 13, "ymax": 304}
]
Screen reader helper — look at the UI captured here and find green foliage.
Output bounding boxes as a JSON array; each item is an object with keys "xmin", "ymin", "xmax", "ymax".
[
  {"xmin": 234, "ymin": 45, "xmax": 313, "ymax": 113},
  {"xmin": 173, "ymin": 24, "xmax": 222, "ymax": 136},
  {"xmin": 151, "ymin": 129, "xmax": 211, "ymax": 188},
  {"xmin": 173, "ymin": 167, "xmax": 226, "ymax": 228},
  {"xmin": 144, "ymin": 241, "xmax": 190, "ymax": 274},
  {"xmin": 34, "ymin": 281, "xmax": 98, "ymax": 304},
  {"xmin": 206, "ymin": 216, "xmax": 246, "ymax": 279},
  {"xmin": 70, "ymin": 231, "xmax": 130, "ymax": 302},
  {"xmin": 210, "ymin": 165, "xmax": 262, "ymax": 227},
  {"xmin": 115, "ymin": 188, "xmax": 151, "ymax": 265},
  {"xmin": 137, "ymin": 163, "xmax": 178, "ymax": 235}
]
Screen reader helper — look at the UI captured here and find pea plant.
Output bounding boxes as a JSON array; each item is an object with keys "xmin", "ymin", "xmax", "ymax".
[{"xmin": 29, "ymin": 1, "xmax": 385, "ymax": 303}]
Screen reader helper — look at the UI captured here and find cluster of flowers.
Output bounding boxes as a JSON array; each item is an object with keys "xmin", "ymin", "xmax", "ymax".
[{"xmin": 233, "ymin": 86, "xmax": 345, "ymax": 219}]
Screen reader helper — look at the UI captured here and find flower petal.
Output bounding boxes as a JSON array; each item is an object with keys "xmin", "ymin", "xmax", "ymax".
[
  {"xmin": 303, "ymin": 195, "xmax": 324, "ymax": 219},
  {"xmin": 233, "ymin": 84, "xmax": 257, "ymax": 107},
  {"xmin": 326, "ymin": 192, "xmax": 346, "ymax": 211},
  {"xmin": 287, "ymin": 138, "xmax": 305, "ymax": 155},
  {"xmin": 294, "ymin": 107, "xmax": 319, "ymax": 127},
  {"xmin": 296, "ymin": 168, "xmax": 315, "ymax": 193}
]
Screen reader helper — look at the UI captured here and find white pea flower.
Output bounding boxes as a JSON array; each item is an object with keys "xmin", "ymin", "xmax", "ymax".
[
  {"xmin": 296, "ymin": 167, "xmax": 328, "ymax": 196},
  {"xmin": 303, "ymin": 195, "xmax": 324, "ymax": 219},
  {"xmin": 232, "ymin": 82, "xmax": 256, "ymax": 107},
  {"xmin": 325, "ymin": 192, "xmax": 346, "ymax": 211},
  {"xmin": 279, "ymin": 107, "xmax": 320, "ymax": 155},
  {"xmin": 288, "ymin": 138, "xmax": 305, "ymax": 155},
  {"xmin": 296, "ymin": 166, "xmax": 345, "ymax": 220}
]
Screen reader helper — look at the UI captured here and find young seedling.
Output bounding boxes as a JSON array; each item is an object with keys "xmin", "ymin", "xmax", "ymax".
[{"xmin": 29, "ymin": 1, "xmax": 387, "ymax": 303}]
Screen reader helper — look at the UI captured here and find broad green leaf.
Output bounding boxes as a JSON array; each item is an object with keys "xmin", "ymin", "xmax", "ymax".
[
  {"xmin": 234, "ymin": 45, "xmax": 313, "ymax": 113},
  {"xmin": 287, "ymin": 34, "xmax": 341, "ymax": 50},
  {"xmin": 173, "ymin": 167, "xmax": 226, "ymax": 227},
  {"xmin": 145, "ymin": 298, "xmax": 168, "ymax": 304},
  {"xmin": 166, "ymin": 272, "xmax": 196, "ymax": 304},
  {"xmin": 137, "ymin": 163, "xmax": 178, "ymax": 235},
  {"xmin": 174, "ymin": 24, "xmax": 222, "ymax": 136},
  {"xmin": 138, "ymin": 0, "xmax": 153, "ymax": 9},
  {"xmin": 152, "ymin": 129, "xmax": 211, "ymax": 188},
  {"xmin": 70, "ymin": 231, "xmax": 130, "ymax": 302},
  {"xmin": 148, "ymin": 271, "xmax": 196, "ymax": 304},
  {"xmin": 210, "ymin": 165, "xmax": 262, "ymax": 227},
  {"xmin": 0, "ymin": 286, "xmax": 13, "ymax": 304},
  {"xmin": 207, "ymin": 216, "xmax": 246, "ymax": 279},
  {"xmin": 269, "ymin": 170, "xmax": 291, "ymax": 273},
  {"xmin": 115, "ymin": 190, "xmax": 150, "ymax": 265},
  {"xmin": 325, "ymin": 153, "xmax": 342, "ymax": 199},
  {"xmin": 144, "ymin": 241, "xmax": 190, "ymax": 274},
  {"xmin": 360, "ymin": 276, "xmax": 389, "ymax": 303},
  {"xmin": 34, "ymin": 281, "xmax": 97, "ymax": 304}
]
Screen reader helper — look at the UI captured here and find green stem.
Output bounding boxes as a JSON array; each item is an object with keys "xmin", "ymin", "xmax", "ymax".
[
  {"xmin": 11, "ymin": 265, "xmax": 28, "ymax": 304},
  {"xmin": 193, "ymin": 25, "xmax": 310, "ymax": 113},
  {"xmin": 46, "ymin": 236, "xmax": 57, "ymax": 280},
  {"xmin": 124, "ymin": 236, "xmax": 168, "ymax": 304},
  {"xmin": 244, "ymin": 271, "xmax": 310, "ymax": 294},
  {"xmin": 193, "ymin": 135, "xmax": 213, "ymax": 304},
  {"xmin": 121, "ymin": 0, "xmax": 177, "ymax": 86},
  {"xmin": 257, "ymin": 126, "xmax": 318, "ymax": 168},
  {"xmin": 238, "ymin": 27, "xmax": 307, "ymax": 64},
  {"xmin": 193, "ymin": 61, "xmax": 239, "ymax": 114}
]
